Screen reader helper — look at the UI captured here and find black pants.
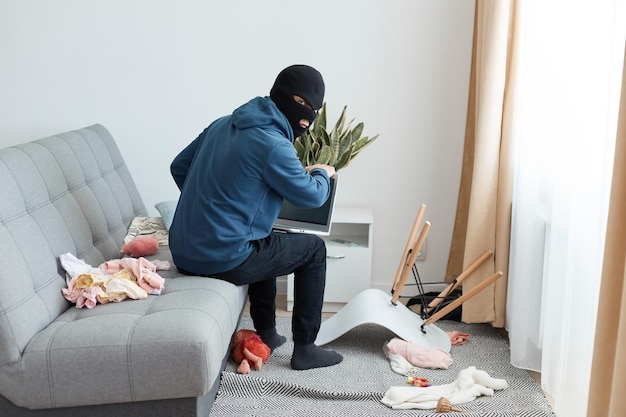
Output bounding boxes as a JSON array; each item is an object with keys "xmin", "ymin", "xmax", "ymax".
[{"xmin": 211, "ymin": 232, "xmax": 327, "ymax": 345}]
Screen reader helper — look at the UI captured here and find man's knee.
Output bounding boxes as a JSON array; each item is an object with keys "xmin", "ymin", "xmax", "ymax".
[{"xmin": 310, "ymin": 235, "xmax": 326, "ymax": 262}]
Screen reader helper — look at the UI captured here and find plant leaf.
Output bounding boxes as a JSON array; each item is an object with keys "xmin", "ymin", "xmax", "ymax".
[
  {"xmin": 318, "ymin": 144, "xmax": 333, "ymax": 165},
  {"xmin": 335, "ymin": 148, "xmax": 354, "ymax": 170},
  {"xmin": 350, "ymin": 122, "xmax": 364, "ymax": 140}
]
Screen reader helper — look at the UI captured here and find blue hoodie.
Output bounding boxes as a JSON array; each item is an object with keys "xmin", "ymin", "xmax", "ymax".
[{"xmin": 169, "ymin": 96, "xmax": 330, "ymax": 275}]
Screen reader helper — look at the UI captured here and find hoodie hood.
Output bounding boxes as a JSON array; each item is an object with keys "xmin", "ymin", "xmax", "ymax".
[{"xmin": 231, "ymin": 96, "xmax": 294, "ymax": 143}]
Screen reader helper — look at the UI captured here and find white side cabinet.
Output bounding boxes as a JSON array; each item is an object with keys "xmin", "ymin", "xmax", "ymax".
[{"xmin": 287, "ymin": 207, "xmax": 373, "ymax": 312}]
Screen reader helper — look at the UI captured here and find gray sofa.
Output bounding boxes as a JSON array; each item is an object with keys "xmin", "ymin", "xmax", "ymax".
[{"xmin": 0, "ymin": 124, "xmax": 247, "ymax": 416}]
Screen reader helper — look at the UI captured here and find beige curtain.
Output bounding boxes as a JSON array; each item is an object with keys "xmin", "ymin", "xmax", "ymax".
[
  {"xmin": 445, "ymin": 0, "xmax": 518, "ymax": 326},
  {"xmin": 587, "ymin": 45, "xmax": 626, "ymax": 417}
]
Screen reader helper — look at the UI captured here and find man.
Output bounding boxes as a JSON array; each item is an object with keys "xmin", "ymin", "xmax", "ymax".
[{"xmin": 169, "ymin": 65, "xmax": 343, "ymax": 370}]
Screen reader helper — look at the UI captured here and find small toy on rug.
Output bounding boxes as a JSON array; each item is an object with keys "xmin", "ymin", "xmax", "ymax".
[
  {"xmin": 231, "ymin": 329, "xmax": 271, "ymax": 374},
  {"xmin": 121, "ymin": 236, "xmax": 159, "ymax": 257},
  {"xmin": 407, "ymin": 377, "xmax": 431, "ymax": 387}
]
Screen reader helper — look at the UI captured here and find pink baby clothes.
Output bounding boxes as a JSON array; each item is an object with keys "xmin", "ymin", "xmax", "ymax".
[
  {"xmin": 100, "ymin": 257, "xmax": 165, "ymax": 294},
  {"xmin": 386, "ymin": 337, "xmax": 453, "ymax": 369},
  {"xmin": 62, "ymin": 279, "xmax": 99, "ymax": 308}
]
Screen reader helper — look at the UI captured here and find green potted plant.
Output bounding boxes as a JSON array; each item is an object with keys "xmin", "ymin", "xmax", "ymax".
[{"xmin": 294, "ymin": 103, "xmax": 379, "ymax": 171}]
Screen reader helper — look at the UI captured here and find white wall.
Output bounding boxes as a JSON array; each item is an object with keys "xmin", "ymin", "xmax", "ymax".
[{"xmin": 0, "ymin": 0, "xmax": 474, "ymax": 294}]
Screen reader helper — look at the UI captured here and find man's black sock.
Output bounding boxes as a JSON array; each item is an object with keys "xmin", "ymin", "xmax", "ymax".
[
  {"xmin": 291, "ymin": 343, "xmax": 343, "ymax": 370},
  {"xmin": 258, "ymin": 328, "xmax": 287, "ymax": 352}
]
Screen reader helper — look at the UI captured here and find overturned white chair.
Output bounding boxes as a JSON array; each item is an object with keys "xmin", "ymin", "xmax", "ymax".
[{"xmin": 315, "ymin": 204, "xmax": 503, "ymax": 352}]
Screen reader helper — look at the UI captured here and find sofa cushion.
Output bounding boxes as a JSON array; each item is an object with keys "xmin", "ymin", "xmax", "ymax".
[{"xmin": 155, "ymin": 200, "xmax": 177, "ymax": 230}]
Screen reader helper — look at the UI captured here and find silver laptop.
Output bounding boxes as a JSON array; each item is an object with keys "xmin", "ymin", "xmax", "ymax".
[{"xmin": 273, "ymin": 174, "xmax": 339, "ymax": 236}]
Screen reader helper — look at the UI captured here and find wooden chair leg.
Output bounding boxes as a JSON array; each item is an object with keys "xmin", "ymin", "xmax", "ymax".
[
  {"xmin": 423, "ymin": 271, "xmax": 504, "ymax": 327},
  {"xmin": 391, "ymin": 221, "xmax": 430, "ymax": 305},
  {"xmin": 423, "ymin": 249, "xmax": 493, "ymax": 315},
  {"xmin": 391, "ymin": 204, "xmax": 426, "ymax": 295}
]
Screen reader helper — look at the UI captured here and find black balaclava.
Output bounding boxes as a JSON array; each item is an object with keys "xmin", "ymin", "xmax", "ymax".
[{"xmin": 270, "ymin": 65, "xmax": 325, "ymax": 138}]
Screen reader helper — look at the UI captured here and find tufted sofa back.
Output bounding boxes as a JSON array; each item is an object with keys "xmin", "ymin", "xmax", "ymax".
[{"xmin": 0, "ymin": 124, "xmax": 146, "ymax": 367}]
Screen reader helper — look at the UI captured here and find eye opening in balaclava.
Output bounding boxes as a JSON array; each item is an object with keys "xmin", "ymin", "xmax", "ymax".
[{"xmin": 270, "ymin": 64, "xmax": 325, "ymax": 138}]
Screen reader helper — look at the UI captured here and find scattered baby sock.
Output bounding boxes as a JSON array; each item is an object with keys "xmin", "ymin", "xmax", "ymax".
[
  {"xmin": 447, "ymin": 331, "xmax": 471, "ymax": 346},
  {"xmin": 291, "ymin": 343, "xmax": 343, "ymax": 370},
  {"xmin": 258, "ymin": 328, "xmax": 286, "ymax": 352}
]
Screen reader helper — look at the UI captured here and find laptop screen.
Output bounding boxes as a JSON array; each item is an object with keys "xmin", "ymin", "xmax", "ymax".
[{"xmin": 273, "ymin": 175, "xmax": 339, "ymax": 235}]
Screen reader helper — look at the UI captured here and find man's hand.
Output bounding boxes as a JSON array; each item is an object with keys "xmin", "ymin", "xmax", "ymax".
[{"xmin": 305, "ymin": 164, "xmax": 336, "ymax": 178}]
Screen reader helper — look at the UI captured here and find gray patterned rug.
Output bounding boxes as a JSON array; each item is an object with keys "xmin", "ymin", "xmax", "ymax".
[{"xmin": 210, "ymin": 316, "xmax": 555, "ymax": 416}]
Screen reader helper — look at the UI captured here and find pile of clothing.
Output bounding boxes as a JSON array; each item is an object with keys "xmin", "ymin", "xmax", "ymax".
[
  {"xmin": 381, "ymin": 366, "xmax": 508, "ymax": 409},
  {"xmin": 60, "ymin": 253, "xmax": 169, "ymax": 308}
]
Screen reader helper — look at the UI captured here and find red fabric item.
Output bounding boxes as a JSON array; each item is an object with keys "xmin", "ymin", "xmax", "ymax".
[
  {"xmin": 231, "ymin": 329, "xmax": 271, "ymax": 374},
  {"xmin": 121, "ymin": 236, "xmax": 159, "ymax": 257},
  {"xmin": 447, "ymin": 331, "xmax": 471, "ymax": 345}
]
